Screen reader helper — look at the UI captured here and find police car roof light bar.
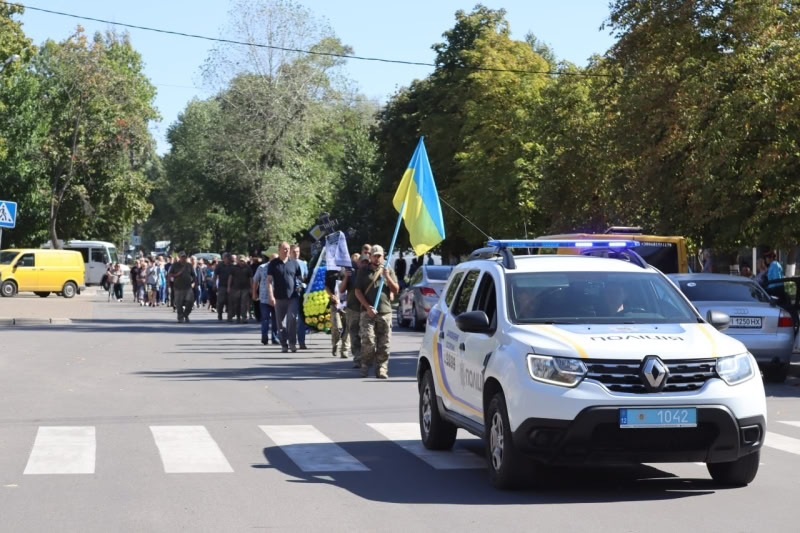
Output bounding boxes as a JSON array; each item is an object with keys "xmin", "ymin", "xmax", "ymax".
[
  {"xmin": 478, "ymin": 239, "xmax": 648, "ymax": 270},
  {"xmin": 486, "ymin": 239, "xmax": 638, "ymax": 249}
]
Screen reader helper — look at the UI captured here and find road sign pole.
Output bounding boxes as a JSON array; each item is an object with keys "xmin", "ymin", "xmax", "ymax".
[{"xmin": 0, "ymin": 228, "xmax": 3, "ymax": 250}]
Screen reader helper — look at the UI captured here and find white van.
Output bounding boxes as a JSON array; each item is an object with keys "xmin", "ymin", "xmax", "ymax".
[{"xmin": 42, "ymin": 240, "xmax": 130, "ymax": 286}]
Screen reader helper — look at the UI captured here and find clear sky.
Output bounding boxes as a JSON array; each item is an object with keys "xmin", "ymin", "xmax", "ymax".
[{"xmin": 17, "ymin": 1, "xmax": 617, "ymax": 154}]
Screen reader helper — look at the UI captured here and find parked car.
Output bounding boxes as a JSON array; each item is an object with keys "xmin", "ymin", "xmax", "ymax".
[
  {"xmin": 669, "ymin": 273, "xmax": 795, "ymax": 383},
  {"xmin": 398, "ymin": 265, "xmax": 454, "ymax": 330}
]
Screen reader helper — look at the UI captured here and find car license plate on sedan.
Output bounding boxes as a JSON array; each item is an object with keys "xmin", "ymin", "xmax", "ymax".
[
  {"xmin": 730, "ymin": 316, "xmax": 762, "ymax": 328},
  {"xmin": 620, "ymin": 408, "xmax": 697, "ymax": 428}
]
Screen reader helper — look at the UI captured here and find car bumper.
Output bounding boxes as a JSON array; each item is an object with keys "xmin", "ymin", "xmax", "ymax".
[
  {"xmin": 512, "ymin": 406, "xmax": 765, "ymax": 465},
  {"xmin": 504, "ymin": 367, "xmax": 767, "ymax": 428},
  {"xmin": 731, "ymin": 332, "xmax": 795, "ymax": 365},
  {"xmin": 414, "ymin": 295, "xmax": 439, "ymax": 317}
]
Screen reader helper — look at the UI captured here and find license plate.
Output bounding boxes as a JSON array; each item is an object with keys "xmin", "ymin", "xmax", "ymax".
[
  {"xmin": 620, "ymin": 408, "xmax": 697, "ymax": 428},
  {"xmin": 729, "ymin": 316, "xmax": 762, "ymax": 328}
]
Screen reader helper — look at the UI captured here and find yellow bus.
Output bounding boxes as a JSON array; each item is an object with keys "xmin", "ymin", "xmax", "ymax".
[{"xmin": 538, "ymin": 227, "xmax": 689, "ymax": 273}]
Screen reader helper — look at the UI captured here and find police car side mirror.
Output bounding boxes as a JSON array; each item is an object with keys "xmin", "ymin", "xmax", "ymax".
[
  {"xmin": 706, "ymin": 310, "xmax": 730, "ymax": 331},
  {"xmin": 456, "ymin": 311, "xmax": 491, "ymax": 334}
]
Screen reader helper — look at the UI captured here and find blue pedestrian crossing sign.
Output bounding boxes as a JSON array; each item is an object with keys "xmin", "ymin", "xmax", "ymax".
[{"xmin": 0, "ymin": 200, "xmax": 17, "ymax": 229}]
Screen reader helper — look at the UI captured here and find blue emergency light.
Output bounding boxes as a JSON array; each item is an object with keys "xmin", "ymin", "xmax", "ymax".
[
  {"xmin": 486, "ymin": 239, "xmax": 638, "ymax": 249},
  {"xmin": 472, "ymin": 239, "xmax": 646, "ymax": 270}
]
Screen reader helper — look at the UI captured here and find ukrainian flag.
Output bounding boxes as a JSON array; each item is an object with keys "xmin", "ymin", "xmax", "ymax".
[{"xmin": 392, "ymin": 138, "xmax": 445, "ymax": 256}]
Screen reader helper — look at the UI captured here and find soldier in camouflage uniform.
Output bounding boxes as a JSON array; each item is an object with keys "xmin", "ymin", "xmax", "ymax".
[
  {"xmin": 340, "ymin": 253, "xmax": 369, "ymax": 367},
  {"xmin": 354, "ymin": 245, "xmax": 399, "ymax": 379}
]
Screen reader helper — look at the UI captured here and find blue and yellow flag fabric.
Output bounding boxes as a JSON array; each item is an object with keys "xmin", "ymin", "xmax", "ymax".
[{"xmin": 392, "ymin": 138, "xmax": 445, "ymax": 256}]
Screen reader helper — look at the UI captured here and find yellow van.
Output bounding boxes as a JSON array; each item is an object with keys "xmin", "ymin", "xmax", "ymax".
[
  {"xmin": 538, "ymin": 227, "xmax": 690, "ymax": 273},
  {"xmin": 0, "ymin": 249, "xmax": 85, "ymax": 298}
]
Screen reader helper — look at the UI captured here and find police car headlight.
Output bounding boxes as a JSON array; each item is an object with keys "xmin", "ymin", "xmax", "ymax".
[
  {"xmin": 527, "ymin": 354, "xmax": 587, "ymax": 388},
  {"xmin": 716, "ymin": 352, "xmax": 755, "ymax": 386}
]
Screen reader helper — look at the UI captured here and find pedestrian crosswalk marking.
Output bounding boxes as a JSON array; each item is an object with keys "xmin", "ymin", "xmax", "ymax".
[
  {"xmin": 15, "ymin": 422, "xmax": 800, "ymax": 477},
  {"xmin": 367, "ymin": 423, "xmax": 485, "ymax": 469},
  {"xmin": 150, "ymin": 426, "xmax": 234, "ymax": 473},
  {"xmin": 764, "ymin": 431, "xmax": 800, "ymax": 456},
  {"xmin": 259, "ymin": 425, "xmax": 369, "ymax": 472},
  {"xmin": 24, "ymin": 426, "xmax": 96, "ymax": 475}
]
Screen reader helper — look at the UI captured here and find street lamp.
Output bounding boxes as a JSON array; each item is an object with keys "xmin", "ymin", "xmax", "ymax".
[{"xmin": 0, "ymin": 54, "xmax": 20, "ymax": 72}]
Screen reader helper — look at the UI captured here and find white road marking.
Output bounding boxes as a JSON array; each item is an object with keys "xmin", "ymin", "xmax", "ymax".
[
  {"xmin": 24, "ymin": 427, "xmax": 96, "ymax": 475},
  {"xmin": 367, "ymin": 423, "xmax": 485, "ymax": 469},
  {"xmin": 150, "ymin": 426, "xmax": 233, "ymax": 473},
  {"xmin": 259, "ymin": 425, "xmax": 368, "ymax": 472},
  {"xmin": 764, "ymin": 431, "xmax": 800, "ymax": 456},
  {"xmin": 778, "ymin": 421, "xmax": 800, "ymax": 429}
]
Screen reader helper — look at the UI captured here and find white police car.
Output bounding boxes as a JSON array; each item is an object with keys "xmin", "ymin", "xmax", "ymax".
[{"xmin": 416, "ymin": 240, "xmax": 767, "ymax": 489}]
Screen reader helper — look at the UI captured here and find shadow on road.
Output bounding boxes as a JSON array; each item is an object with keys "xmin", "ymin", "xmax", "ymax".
[
  {"xmin": 3, "ymin": 317, "xmax": 266, "ymax": 335},
  {"xmin": 133, "ymin": 350, "xmax": 420, "ymax": 382},
  {"xmin": 254, "ymin": 439, "xmax": 723, "ymax": 504}
]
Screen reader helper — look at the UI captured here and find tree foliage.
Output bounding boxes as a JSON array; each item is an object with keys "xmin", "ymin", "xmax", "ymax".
[
  {"xmin": 151, "ymin": 0, "xmax": 380, "ymax": 254},
  {"xmin": 0, "ymin": 11, "xmax": 159, "ymax": 249}
]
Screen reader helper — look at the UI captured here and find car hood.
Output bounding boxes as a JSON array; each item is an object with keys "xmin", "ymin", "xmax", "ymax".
[{"xmin": 510, "ymin": 322, "xmax": 744, "ymax": 360}]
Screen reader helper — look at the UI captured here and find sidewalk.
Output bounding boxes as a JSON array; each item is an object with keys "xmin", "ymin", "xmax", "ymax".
[{"xmin": 0, "ymin": 287, "xmax": 99, "ymax": 322}]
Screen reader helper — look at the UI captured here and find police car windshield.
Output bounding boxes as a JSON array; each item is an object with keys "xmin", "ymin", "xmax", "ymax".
[{"xmin": 507, "ymin": 271, "xmax": 698, "ymax": 324}]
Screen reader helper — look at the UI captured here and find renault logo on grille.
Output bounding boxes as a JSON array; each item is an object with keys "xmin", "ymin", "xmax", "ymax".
[{"xmin": 641, "ymin": 356, "xmax": 668, "ymax": 392}]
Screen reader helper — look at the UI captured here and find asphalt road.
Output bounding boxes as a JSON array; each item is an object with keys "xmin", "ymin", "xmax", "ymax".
[
  {"xmin": 0, "ymin": 286, "xmax": 100, "ymax": 321},
  {"xmin": 1, "ymin": 293, "xmax": 800, "ymax": 532}
]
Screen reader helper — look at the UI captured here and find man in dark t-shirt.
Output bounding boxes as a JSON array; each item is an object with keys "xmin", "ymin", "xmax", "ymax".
[
  {"xmin": 227, "ymin": 256, "xmax": 253, "ymax": 323},
  {"xmin": 249, "ymin": 255, "xmax": 262, "ymax": 322},
  {"xmin": 169, "ymin": 252, "xmax": 197, "ymax": 323},
  {"xmin": 267, "ymin": 241, "xmax": 302, "ymax": 353},
  {"xmin": 340, "ymin": 253, "xmax": 368, "ymax": 367},
  {"xmin": 213, "ymin": 253, "xmax": 233, "ymax": 321}
]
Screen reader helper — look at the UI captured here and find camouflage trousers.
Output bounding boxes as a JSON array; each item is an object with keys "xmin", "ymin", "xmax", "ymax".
[
  {"xmin": 359, "ymin": 311, "xmax": 392, "ymax": 376},
  {"xmin": 330, "ymin": 303, "xmax": 350, "ymax": 357},
  {"xmin": 346, "ymin": 308, "xmax": 362, "ymax": 363}
]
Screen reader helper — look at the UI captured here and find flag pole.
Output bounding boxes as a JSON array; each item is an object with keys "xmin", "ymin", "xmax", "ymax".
[{"xmin": 373, "ymin": 200, "xmax": 406, "ymax": 309}]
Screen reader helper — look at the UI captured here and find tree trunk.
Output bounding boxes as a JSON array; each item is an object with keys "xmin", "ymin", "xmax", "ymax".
[
  {"xmin": 49, "ymin": 103, "xmax": 83, "ymax": 251},
  {"xmin": 49, "ymin": 215, "xmax": 61, "ymax": 249}
]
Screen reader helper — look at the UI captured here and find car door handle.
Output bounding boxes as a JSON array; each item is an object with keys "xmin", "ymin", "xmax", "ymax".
[
  {"xmin": 459, "ymin": 343, "xmax": 466, "ymax": 351},
  {"xmin": 439, "ymin": 331, "xmax": 444, "ymax": 339}
]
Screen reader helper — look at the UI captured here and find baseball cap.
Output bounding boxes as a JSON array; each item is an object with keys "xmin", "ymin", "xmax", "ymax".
[
  {"xmin": 179, "ymin": 251, "xmax": 187, "ymax": 257},
  {"xmin": 371, "ymin": 245, "xmax": 385, "ymax": 256}
]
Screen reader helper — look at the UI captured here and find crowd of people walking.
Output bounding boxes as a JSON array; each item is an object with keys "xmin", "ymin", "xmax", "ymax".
[{"xmin": 104, "ymin": 240, "xmax": 400, "ymax": 379}]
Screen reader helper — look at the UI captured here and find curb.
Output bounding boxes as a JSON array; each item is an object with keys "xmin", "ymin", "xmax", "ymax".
[{"xmin": 0, "ymin": 318, "xmax": 74, "ymax": 326}]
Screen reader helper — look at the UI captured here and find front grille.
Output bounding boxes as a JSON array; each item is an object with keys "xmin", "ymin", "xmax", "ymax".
[{"xmin": 585, "ymin": 359, "xmax": 717, "ymax": 394}]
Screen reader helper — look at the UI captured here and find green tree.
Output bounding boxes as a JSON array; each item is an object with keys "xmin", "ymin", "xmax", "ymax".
[
  {"xmin": 33, "ymin": 29, "xmax": 159, "ymax": 247},
  {"xmin": 535, "ymin": 58, "xmax": 621, "ymax": 234},
  {"xmin": 0, "ymin": 4, "xmax": 46, "ymax": 247},
  {"xmin": 153, "ymin": 0, "xmax": 367, "ymax": 253},
  {"xmin": 604, "ymin": 0, "xmax": 800, "ymax": 255},
  {"xmin": 375, "ymin": 6, "xmax": 554, "ymax": 256}
]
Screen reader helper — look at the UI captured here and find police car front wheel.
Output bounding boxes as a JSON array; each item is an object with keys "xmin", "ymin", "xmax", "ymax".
[
  {"xmin": 419, "ymin": 369, "xmax": 457, "ymax": 450},
  {"xmin": 486, "ymin": 392, "xmax": 538, "ymax": 490},
  {"xmin": 707, "ymin": 450, "xmax": 760, "ymax": 486}
]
